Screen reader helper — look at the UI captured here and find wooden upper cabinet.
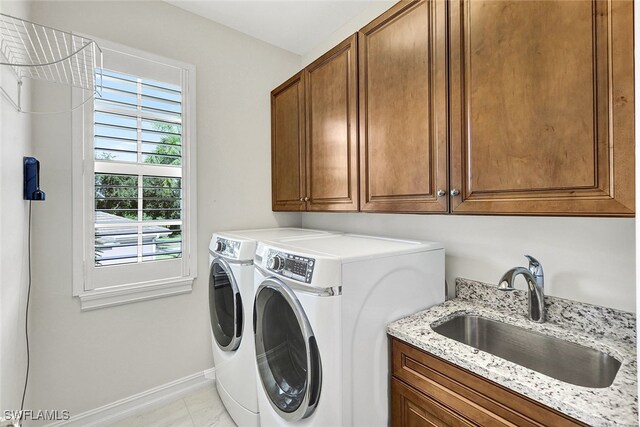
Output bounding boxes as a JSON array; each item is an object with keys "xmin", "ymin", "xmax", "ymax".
[
  {"xmin": 273, "ymin": 0, "xmax": 634, "ymax": 216},
  {"xmin": 305, "ymin": 34, "xmax": 359, "ymax": 211},
  {"xmin": 449, "ymin": 0, "xmax": 635, "ymax": 216},
  {"xmin": 358, "ymin": 0, "xmax": 448, "ymax": 213},
  {"xmin": 271, "ymin": 72, "xmax": 306, "ymax": 211}
]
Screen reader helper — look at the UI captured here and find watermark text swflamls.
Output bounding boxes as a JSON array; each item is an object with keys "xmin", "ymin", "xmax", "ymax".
[{"xmin": 3, "ymin": 409, "xmax": 70, "ymax": 422}]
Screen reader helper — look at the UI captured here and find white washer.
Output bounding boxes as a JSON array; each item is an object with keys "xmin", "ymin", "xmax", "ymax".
[
  {"xmin": 253, "ymin": 234, "xmax": 445, "ymax": 427},
  {"xmin": 209, "ymin": 228, "xmax": 334, "ymax": 427}
]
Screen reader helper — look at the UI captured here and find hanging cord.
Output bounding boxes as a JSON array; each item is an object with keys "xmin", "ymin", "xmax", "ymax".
[{"xmin": 19, "ymin": 201, "xmax": 32, "ymax": 425}]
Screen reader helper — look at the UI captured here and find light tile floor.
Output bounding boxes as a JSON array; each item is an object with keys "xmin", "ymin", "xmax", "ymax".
[{"xmin": 109, "ymin": 385, "xmax": 237, "ymax": 427}]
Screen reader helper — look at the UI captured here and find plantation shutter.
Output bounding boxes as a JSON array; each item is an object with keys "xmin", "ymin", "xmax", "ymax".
[
  {"xmin": 93, "ymin": 67, "xmax": 183, "ymax": 267},
  {"xmin": 72, "ymin": 39, "xmax": 196, "ymax": 307}
]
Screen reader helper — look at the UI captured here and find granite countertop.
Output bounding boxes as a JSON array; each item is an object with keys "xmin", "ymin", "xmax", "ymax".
[{"xmin": 388, "ymin": 278, "xmax": 638, "ymax": 427}]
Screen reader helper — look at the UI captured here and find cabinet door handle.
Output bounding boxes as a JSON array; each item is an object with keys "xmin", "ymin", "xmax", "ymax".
[
  {"xmin": 450, "ymin": 189, "xmax": 460, "ymax": 197},
  {"xmin": 304, "ymin": 197, "xmax": 309, "ymax": 202},
  {"xmin": 300, "ymin": 198, "xmax": 304, "ymax": 202},
  {"xmin": 436, "ymin": 189, "xmax": 446, "ymax": 197}
]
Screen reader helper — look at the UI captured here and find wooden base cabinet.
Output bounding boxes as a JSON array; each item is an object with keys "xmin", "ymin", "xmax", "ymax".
[
  {"xmin": 390, "ymin": 338, "xmax": 586, "ymax": 427},
  {"xmin": 392, "ymin": 378, "xmax": 475, "ymax": 427}
]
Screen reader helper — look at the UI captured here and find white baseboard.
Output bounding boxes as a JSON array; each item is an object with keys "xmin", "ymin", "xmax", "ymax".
[{"xmin": 45, "ymin": 367, "xmax": 215, "ymax": 427}]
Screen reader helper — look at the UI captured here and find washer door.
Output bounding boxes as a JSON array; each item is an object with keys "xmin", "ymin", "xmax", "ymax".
[
  {"xmin": 254, "ymin": 278, "xmax": 322, "ymax": 422},
  {"xmin": 209, "ymin": 258, "xmax": 242, "ymax": 351}
]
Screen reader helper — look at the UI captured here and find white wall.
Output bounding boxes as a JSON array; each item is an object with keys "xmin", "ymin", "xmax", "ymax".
[
  {"xmin": 302, "ymin": 213, "xmax": 635, "ymax": 311},
  {"xmin": 300, "ymin": 2, "xmax": 636, "ymax": 313},
  {"xmin": 23, "ymin": 0, "xmax": 300, "ymax": 418},
  {"xmin": 0, "ymin": 0, "xmax": 33, "ymax": 417}
]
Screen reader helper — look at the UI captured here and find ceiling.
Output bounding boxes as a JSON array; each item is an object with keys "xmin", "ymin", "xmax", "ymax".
[{"xmin": 165, "ymin": 1, "xmax": 380, "ymax": 55}]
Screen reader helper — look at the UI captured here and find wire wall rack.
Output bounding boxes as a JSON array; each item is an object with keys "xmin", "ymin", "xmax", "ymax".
[{"xmin": 0, "ymin": 13, "xmax": 103, "ymax": 114}]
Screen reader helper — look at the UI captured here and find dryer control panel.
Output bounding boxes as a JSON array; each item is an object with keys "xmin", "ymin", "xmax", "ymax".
[
  {"xmin": 266, "ymin": 250, "xmax": 315, "ymax": 284},
  {"xmin": 213, "ymin": 237, "xmax": 240, "ymax": 259}
]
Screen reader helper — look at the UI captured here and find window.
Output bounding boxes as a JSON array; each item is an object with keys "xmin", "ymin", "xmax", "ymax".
[
  {"xmin": 94, "ymin": 70, "xmax": 183, "ymax": 266},
  {"xmin": 72, "ymin": 38, "xmax": 197, "ymax": 310}
]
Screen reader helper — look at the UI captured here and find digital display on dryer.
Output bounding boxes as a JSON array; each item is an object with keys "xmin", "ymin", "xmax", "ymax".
[
  {"xmin": 284, "ymin": 258, "xmax": 308, "ymax": 276},
  {"xmin": 267, "ymin": 250, "xmax": 315, "ymax": 284}
]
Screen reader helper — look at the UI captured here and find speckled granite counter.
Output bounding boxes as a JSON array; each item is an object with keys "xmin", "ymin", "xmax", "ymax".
[{"xmin": 387, "ymin": 278, "xmax": 637, "ymax": 427}]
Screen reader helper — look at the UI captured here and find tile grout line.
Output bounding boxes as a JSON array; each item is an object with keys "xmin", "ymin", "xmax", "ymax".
[{"xmin": 182, "ymin": 397, "xmax": 197, "ymax": 427}]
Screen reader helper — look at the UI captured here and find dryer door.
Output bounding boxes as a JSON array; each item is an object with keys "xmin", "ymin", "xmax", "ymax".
[
  {"xmin": 254, "ymin": 278, "xmax": 322, "ymax": 422},
  {"xmin": 209, "ymin": 258, "xmax": 243, "ymax": 351}
]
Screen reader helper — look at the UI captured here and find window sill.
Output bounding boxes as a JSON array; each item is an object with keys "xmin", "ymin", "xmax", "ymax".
[{"xmin": 77, "ymin": 277, "xmax": 195, "ymax": 311}]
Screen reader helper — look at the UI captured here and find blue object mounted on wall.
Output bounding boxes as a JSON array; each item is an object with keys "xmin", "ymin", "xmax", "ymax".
[{"xmin": 23, "ymin": 157, "xmax": 46, "ymax": 201}]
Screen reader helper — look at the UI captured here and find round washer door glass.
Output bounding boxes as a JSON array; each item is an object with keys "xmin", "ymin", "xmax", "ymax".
[
  {"xmin": 254, "ymin": 279, "xmax": 321, "ymax": 422},
  {"xmin": 209, "ymin": 258, "xmax": 242, "ymax": 351}
]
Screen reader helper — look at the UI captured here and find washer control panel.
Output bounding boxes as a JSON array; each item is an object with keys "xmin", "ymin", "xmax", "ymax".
[
  {"xmin": 266, "ymin": 250, "xmax": 315, "ymax": 284},
  {"xmin": 214, "ymin": 237, "xmax": 240, "ymax": 259}
]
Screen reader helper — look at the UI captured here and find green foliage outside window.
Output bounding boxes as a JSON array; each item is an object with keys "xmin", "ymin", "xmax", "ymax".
[
  {"xmin": 94, "ymin": 122, "xmax": 183, "ymax": 265},
  {"xmin": 95, "ymin": 121, "xmax": 182, "ymax": 222}
]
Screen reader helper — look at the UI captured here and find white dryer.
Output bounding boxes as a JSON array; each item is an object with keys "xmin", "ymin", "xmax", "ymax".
[
  {"xmin": 208, "ymin": 228, "xmax": 333, "ymax": 427},
  {"xmin": 252, "ymin": 234, "xmax": 445, "ymax": 427}
]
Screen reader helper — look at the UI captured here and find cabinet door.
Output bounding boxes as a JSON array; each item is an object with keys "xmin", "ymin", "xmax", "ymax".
[
  {"xmin": 449, "ymin": 0, "xmax": 634, "ymax": 216},
  {"xmin": 359, "ymin": 0, "xmax": 448, "ymax": 213},
  {"xmin": 391, "ymin": 378, "xmax": 474, "ymax": 427},
  {"xmin": 305, "ymin": 34, "xmax": 359, "ymax": 211},
  {"xmin": 391, "ymin": 338, "xmax": 586, "ymax": 426},
  {"xmin": 271, "ymin": 72, "xmax": 306, "ymax": 211}
]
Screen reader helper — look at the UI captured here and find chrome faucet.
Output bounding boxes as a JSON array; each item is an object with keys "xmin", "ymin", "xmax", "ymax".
[{"xmin": 498, "ymin": 255, "xmax": 545, "ymax": 323}]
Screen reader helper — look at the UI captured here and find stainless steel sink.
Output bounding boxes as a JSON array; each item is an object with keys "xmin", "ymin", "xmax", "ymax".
[{"xmin": 432, "ymin": 314, "xmax": 621, "ymax": 388}]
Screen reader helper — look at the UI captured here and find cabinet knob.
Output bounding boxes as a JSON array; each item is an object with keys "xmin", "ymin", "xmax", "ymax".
[
  {"xmin": 299, "ymin": 198, "xmax": 304, "ymax": 202},
  {"xmin": 436, "ymin": 189, "xmax": 446, "ymax": 197},
  {"xmin": 450, "ymin": 189, "xmax": 460, "ymax": 197},
  {"xmin": 304, "ymin": 197, "xmax": 309, "ymax": 202}
]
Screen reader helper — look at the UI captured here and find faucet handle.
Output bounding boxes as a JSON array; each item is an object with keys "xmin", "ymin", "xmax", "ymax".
[{"xmin": 524, "ymin": 255, "xmax": 543, "ymax": 278}]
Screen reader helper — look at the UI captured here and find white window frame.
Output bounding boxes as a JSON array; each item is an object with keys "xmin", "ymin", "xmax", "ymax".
[{"xmin": 72, "ymin": 36, "xmax": 197, "ymax": 311}]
